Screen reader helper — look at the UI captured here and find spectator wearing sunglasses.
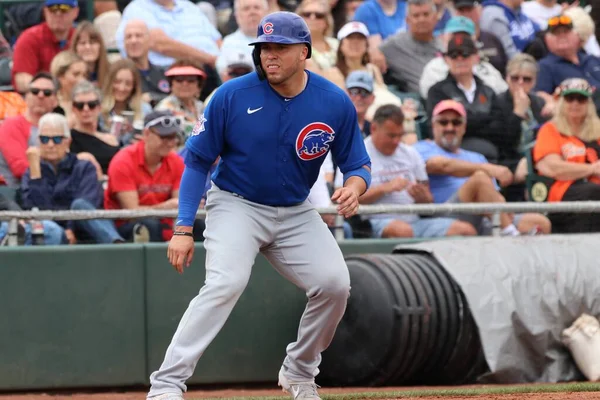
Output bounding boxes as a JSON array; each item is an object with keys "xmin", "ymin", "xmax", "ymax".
[
  {"xmin": 496, "ymin": 53, "xmax": 549, "ymax": 198},
  {"xmin": 11, "ymin": 0, "xmax": 79, "ymax": 94},
  {"xmin": 296, "ymin": 0, "xmax": 339, "ymax": 75},
  {"xmin": 534, "ymin": 14, "xmax": 600, "ymax": 114},
  {"xmin": 419, "ymin": 17, "xmax": 508, "ymax": 99},
  {"xmin": 0, "ymin": 73, "xmax": 58, "ymax": 188},
  {"xmin": 69, "ymin": 80, "xmax": 120, "ymax": 177},
  {"xmin": 155, "ymin": 61, "xmax": 207, "ymax": 138},
  {"xmin": 426, "ymin": 32, "xmax": 505, "ymax": 164},
  {"xmin": 416, "ymin": 99, "xmax": 551, "ymax": 235},
  {"xmin": 533, "ymin": 78, "xmax": 600, "ymax": 233},
  {"xmin": 105, "ymin": 110, "xmax": 204, "ymax": 243},
  {"xmin": 21, "ymin": 113, "xmax": 124, "ymax": 245}
]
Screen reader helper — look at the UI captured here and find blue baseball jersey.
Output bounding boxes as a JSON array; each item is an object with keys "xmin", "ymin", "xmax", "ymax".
[{"xmin": 185, "ymin": 71, "xmax": 371, "ymax": 207}]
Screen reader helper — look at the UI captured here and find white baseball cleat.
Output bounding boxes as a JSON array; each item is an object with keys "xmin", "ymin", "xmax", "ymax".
[
  {"xmin": 278, "ymin": 367, "xmax": 322, "ymax": 400},
  {"xmin": 147, "ymin": 393, "xmax": 184, "ymax": 400}
]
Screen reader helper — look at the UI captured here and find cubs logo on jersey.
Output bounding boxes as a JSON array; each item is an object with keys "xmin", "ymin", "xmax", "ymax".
[{"xmin": 296, "ymin": 122, "xmax": 335, "ymax": 161}]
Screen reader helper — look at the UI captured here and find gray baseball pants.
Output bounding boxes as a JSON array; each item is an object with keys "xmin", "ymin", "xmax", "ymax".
[{"xmin": 148, "ymin": 184, "xmax": 350, "ymax": 397}]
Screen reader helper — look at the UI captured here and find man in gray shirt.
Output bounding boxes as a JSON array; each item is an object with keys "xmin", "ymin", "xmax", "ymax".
[{"xmin": 380, "ymin": 0, "xmax": 442, "ymax": 93}]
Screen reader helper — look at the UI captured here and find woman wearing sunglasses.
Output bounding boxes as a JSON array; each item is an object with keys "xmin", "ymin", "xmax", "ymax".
[
  {"xmin": 155, "ymin": 60, "xmax": 206, "ymax": 138},
  {"xmin": 533, "ymin": 78, "xmax": 600, "ymax": 233},
  {"xmin": 69, "ymin": 80, "xmax": 120, "ymax": 175},
  {"xmin": 496, "ymin": 53, "xmax": 550, "ymax": 200},
  {"xmin": 296, "ymin": 0, "xmax": 339, "ymax": 74}
]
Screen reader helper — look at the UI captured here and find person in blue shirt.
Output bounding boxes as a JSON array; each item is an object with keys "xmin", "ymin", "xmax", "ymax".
[
  {"xmin": 415, "ymin": 99, "xmax": 551, "ymax": 236},
  {"xmin": 147, "ymin": 12, "xmax": 371, "ymax": 400}
]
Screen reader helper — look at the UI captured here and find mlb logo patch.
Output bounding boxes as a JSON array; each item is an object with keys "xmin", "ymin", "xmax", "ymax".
[{"xmin": 191, "ymin": 114, "xmax": 207, "ymax": 136}]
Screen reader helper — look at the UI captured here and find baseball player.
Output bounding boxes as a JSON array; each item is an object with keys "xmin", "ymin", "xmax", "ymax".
[{"xmin": 147, "ymin": 11, "xmax": 372, "ymax": 400}]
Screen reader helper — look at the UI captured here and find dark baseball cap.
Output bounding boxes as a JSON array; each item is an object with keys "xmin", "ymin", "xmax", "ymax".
[
  {"xmin": 143, "ymin": 110, "xmax": 183, "ymax": 136},
  {"xmin": 446, "ymin": 33, "xmax": 478, "ymax": 56},
  {"xmin": 452, "ymin": 0, "xmax": 479, "ymax": 8},
  {"xmin": 45, "ymin": 0, "xmax": 77, "ymax": 7}
]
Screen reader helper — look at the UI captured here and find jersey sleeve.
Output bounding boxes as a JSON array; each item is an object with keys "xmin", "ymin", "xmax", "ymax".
[
  {"xmin": 533, "ymin": 122, "xmax": 562, "ymax": 162},
  {"xmin": 330, "ymin": 94, "xmax": 371, "ymax": 174},
  {"xmin": 184, "ymin": 87, "xmax": 227, "ymax": 171}
]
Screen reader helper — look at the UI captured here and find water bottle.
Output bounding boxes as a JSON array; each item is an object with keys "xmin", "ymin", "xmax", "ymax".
[{"xmin": 30, "ymin": 207, "xmax": 45, "ymax": 246}]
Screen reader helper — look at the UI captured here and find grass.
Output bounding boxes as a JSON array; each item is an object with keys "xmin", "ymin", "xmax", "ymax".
[{"xmin": 193, "ymin": 382, "xmax": 600, "ymax": 400}]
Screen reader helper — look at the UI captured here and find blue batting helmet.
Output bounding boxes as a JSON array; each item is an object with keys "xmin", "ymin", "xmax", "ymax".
[{"xmin": 248, "ymin": 12, "xmax": 312, "ymax": 58}]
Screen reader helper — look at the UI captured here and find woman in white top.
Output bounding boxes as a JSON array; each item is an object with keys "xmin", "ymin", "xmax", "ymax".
[{"xmin": 297, "ymin": 0, "xmax": 339, "ymax": 74}]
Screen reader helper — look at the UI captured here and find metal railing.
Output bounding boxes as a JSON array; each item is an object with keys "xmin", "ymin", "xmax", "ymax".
[{"xmin": 2, "ymin": 200, "xmax": 600, "ymax": 242}]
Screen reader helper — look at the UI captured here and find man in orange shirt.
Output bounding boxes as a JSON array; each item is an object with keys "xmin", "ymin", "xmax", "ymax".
[
  {"xmin": 11, "ymin": 0, "xmax": 78, "ymax": 93},
  {"xmin": 105, "ymin": 110, "xmax": 204, "ymax": 242}
]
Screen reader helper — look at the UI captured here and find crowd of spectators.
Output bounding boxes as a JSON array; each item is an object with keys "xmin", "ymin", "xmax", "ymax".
[{"xmin": 0, "ymin": 0, "xmax": 599, "ymax": 245}]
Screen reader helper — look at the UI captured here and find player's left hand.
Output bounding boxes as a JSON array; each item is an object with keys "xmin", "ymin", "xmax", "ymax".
[{"xmin": 331, "ymin": 187, "xmax": 360, "ymax": 218}]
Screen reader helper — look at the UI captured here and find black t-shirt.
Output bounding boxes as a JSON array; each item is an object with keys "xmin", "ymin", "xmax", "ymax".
[
  {"xmin": 69, "ymin": 129, "xmax": 120, "ymax": 174},
  {"xmin": 139, "ymin": 63, "xmax": 171, "ymax": 105}
]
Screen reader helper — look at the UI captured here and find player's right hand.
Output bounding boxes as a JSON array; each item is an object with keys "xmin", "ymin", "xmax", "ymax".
[{"xmin": 167, "ymin": 231, "xmax": 195, "ymax": 274}]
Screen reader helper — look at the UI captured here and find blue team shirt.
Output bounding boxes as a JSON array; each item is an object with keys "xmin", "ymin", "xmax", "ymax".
[
  {"xmin": 353, "ymin": 0, "xmax": 407, "ymax": 40},
  {"xmin": 185, "ymin": 71, "xmax": 371, "ymax": 207},
  {"xmin": 415, "ymin": 141, "xmax": 495, "ymax": 203}
]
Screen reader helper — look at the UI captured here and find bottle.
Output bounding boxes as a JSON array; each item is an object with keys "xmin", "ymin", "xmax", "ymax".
[{"xmin": 30, "ymin": 207, "xmax": 45, "ymax": 246}]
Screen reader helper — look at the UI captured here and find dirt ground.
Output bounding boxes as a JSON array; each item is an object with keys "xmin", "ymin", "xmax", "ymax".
[{"xmin": 2, "ymin": 385, "xmax": 600, "ymax": 400}]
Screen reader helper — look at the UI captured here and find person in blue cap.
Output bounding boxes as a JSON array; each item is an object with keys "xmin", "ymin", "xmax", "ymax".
[{"xmin": 146, "ymin": 11, "xmax": 372, "ymax": 400}]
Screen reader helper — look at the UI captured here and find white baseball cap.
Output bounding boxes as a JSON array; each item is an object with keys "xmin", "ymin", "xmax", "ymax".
[
  {"xmin": 337, "ymin": 21, "xmax": 370, "ymax": 41},
  {"xmin": 223, "ymin": 50, "xmax": 254, "ymax": 69}
]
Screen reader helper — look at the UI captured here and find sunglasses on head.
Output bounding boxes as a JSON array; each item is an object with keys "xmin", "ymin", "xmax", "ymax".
[
  {"xmin": 548, "ymin": 15, "xmax": 572, "ymax": 28},
  {"xmin": 48, "ymin": 4, "xmax": 73, "ymax": 13},
  {"xmin": 29, "ymin": 87, "xmax": 55, "ymax": 97},
  {"xmin": 348, "ymin": 87, "xmax": 371, "ymax": 98},
  {"xmin": 564, "ymin": 93, "xmax": 589, "ymax": 104},
  {"xmin": 173, "ymin": 76, "xmax": 200, "ymax": 83},
  {"xmin": 39, "ymin": 135, "xmax": 66, "ymax": 145},
  {"xmin": 144, "ymin": 116, "xmax": 182, "ymax": 130},
  {"xmin": 435, "ymin": 118, "xmax": 463, "ymax": 127},
  {"xmin": 301, "ymin": 11, "xmax": 326, "ymax": 19},
  {"xmin": 509, "ymin": 75, "xmax": 533, "ymax": 84},
  {"xmin": 73, "ymin": 100, "xmax": 100, "ymax": 110},
  {"xmin": 447, "ymin": 49, "xmax": 475, "ymax": 59}
]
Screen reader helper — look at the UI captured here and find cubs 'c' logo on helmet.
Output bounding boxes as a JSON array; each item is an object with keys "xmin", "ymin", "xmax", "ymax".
[
  {"xmin": 263, "ymin": 22, "xmax": 274, "ymax": 34},
  {"xmin": 296, "ymin": 122, "xmax": 335, "ymax": 161}
]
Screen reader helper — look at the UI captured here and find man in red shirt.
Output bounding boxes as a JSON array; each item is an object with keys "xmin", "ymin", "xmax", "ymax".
[
  {"xmin": 105, "ymin": 110, "xmax": 204, "ymax": 242},
  {"xmin": 0, "ymin": 72, "xmax": 58, "ymax": 187},
  {"xmin": 11, "ymin": 0, "xmax": 78, "ymax": 93}
]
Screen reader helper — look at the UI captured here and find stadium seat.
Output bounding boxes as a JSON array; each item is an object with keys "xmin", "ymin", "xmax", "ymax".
[{"xmin": 524, "ymin": 141, "xmax": 553, "ymax": 202}]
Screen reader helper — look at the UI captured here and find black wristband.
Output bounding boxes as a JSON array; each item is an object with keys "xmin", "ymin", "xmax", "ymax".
[{"xmin": 173, "ymin": 231, "xmax": 194, "ymax": 238}]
